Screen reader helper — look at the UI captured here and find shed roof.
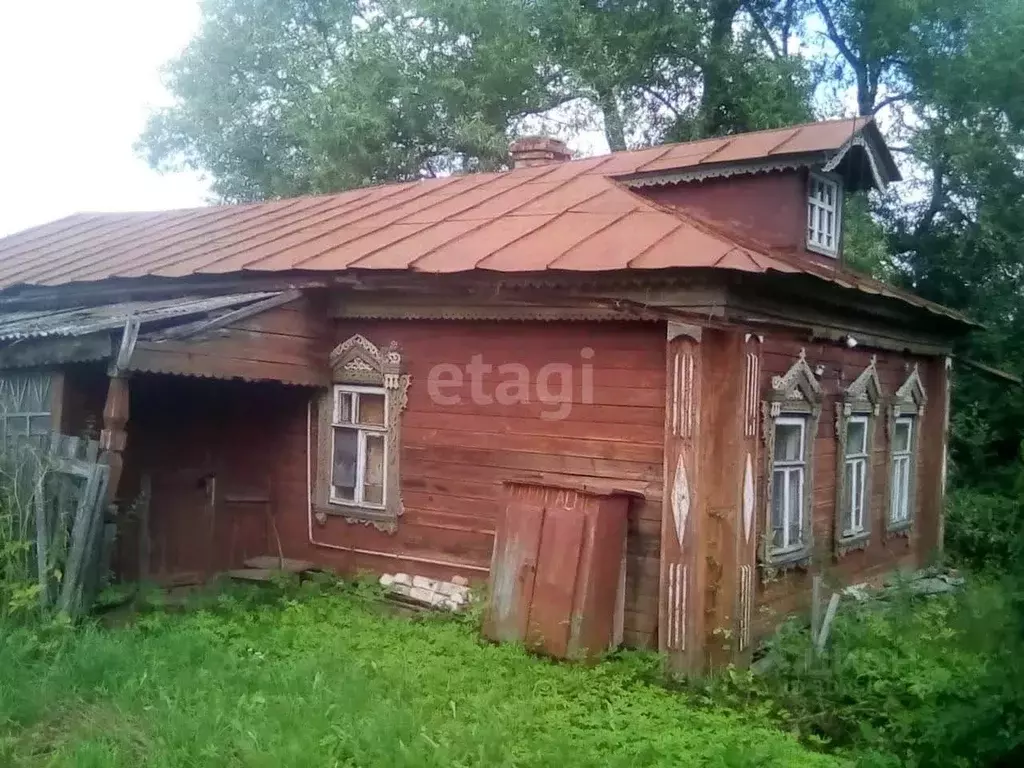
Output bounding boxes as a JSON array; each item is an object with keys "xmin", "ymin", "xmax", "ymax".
[{"xmin": 0, "ymin": 292, "xmax": 278, "ymax": 341}]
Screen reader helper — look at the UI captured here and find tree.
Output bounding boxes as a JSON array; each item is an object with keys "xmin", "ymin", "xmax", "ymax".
[{"xmin": 141, "ymin": 0, "xmax": 566, "ymax": 201}]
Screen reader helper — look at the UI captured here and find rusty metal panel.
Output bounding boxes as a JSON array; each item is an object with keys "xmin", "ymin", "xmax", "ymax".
[
  {"xmin": 526, "ymin": 505, "xmax": 585, "ymax": 657},
  {"xmin": 485, "ymin": 481, "xmax": 629, "ymax": 662},
  {"xmin": 567, "ymin": 494, "xmax": 630, "ymax": 659},
  {"xmin": 484, "ymin": 499, "xmax": 543, "ymax": 643}
]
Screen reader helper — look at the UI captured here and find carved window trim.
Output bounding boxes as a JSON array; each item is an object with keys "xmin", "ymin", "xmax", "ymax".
[
  {"xmin": 761, "ymin": 350, "xmax": 823, "ymax": 574},
  {"xmin": 313, "ymin": 334, "xmax": 410, "ymax": 534},
  {"xmin": 833, "ymin": 357, "xmax": 882, "ymax": 556},
  {"xmin": 886, "ymin": 366, "xmax": 926, "ymax": 537}
]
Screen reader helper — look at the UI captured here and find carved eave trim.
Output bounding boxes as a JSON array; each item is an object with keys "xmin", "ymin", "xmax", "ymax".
[
  {"xmin": 822, "ymin": 133, "xmax": 888, "ymax": 190},
  {"xmin": 332, "ymin": 303, "xmax": 659, "ymax": 323},
  {"xmin": 620, "ymin": 155, "xmax": 828, "ymax": 188}
]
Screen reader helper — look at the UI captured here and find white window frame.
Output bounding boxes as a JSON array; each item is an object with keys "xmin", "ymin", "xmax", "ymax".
[
  {"xmin": 771, "ymin": 416, "xmax": 807, "ymax": 555},
  {"xmin": 807, "ymin": 172, "xmax": 842, "ymax": 257},
  {"xmin": 842, "ymin": 415, "xmax": 870, "ymax": 537},
  {"xmin": 329, "ymin": 384, "xmax": 389, "ymax": 509},
  {"xmin": 889, "ymin": 416, "xmax": 914, "ymax": 526}
]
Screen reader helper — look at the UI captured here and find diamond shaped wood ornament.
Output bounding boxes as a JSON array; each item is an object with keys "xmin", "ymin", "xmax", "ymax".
[{"xmin": 672, "ymin": 454, "xmax": 690, "ymax": 546}]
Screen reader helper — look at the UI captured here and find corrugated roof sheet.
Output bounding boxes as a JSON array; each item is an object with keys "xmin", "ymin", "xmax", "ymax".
[{"xmin": 0, "ymin": 293, "xmax": 277, "ymax": 340}]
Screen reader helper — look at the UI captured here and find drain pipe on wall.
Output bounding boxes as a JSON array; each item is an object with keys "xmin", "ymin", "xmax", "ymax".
[{"xmin": 305, "ymin": 400, "xmax": 489, "ymax": 573}]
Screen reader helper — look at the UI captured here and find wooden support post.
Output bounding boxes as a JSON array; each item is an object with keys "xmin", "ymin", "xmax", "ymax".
[
  {"xmin": 659, "ymin": 323, "xmax": 704, "ymax": 675},
  {"xmin": 696, "ymin": 330, "xmax": 746, "ymax": 668},
  {"xmin": 99, "ymin": 375, "xmax": 129, "ymax": 505}
]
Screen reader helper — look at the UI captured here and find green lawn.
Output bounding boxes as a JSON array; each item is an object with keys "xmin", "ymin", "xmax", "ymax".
[{"xmin": 0, "ymin": 583, "xmax": 842, "ymax": 767}]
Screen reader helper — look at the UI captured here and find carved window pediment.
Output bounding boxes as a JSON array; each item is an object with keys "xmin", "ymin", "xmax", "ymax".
[
  {"xmin": 891, "ymin": 365, "xmax": 926, "ymax": 419},
  {"xmin": 314, "ymin": 334, "xmax": 410, "ymax": 533}
]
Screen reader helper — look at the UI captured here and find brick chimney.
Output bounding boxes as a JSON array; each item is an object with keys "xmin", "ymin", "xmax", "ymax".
[{"xmin": 509, "ymin": 136, "xmax": 571, "ymax": 168}]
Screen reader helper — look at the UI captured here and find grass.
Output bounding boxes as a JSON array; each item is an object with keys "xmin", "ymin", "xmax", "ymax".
[{"xmin": 0, "ymin": 580, "xmax": 843, "ymax": 768}]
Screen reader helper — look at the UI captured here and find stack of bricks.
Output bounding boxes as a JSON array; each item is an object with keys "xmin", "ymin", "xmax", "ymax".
[{"xmin": 379, "ymin": 572, "xmax": 472, "ymax": 611}]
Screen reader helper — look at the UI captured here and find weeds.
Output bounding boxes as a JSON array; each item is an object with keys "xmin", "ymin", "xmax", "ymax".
[
  {"xmin": 691, "ymin": 579, "xmax": 1024, "ymax": 767},
  {"xmin": 0, "ymin": 580, "xmax": 841, "ymax": 768}
]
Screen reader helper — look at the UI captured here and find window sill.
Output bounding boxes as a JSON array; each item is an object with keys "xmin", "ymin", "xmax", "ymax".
[
  {"xmin": 836, "ymin": 532, "xmax": 870, "ymax": 557},
  {"xmin": 761, "ymin": 547, "xmax": 812, "ymax": 579},
  {"xmin": 885, "ymin": 521, "xmax": 913, "ymax": 540},
  {"xmin": 314, "ymin": 502, "xmax": 398, "ymax": 534}
]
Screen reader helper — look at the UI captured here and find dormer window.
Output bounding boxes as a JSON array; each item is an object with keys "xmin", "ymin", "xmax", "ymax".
[{"xmin": 807, "ymin": 172, "xmax": 842, "ymax": 257}]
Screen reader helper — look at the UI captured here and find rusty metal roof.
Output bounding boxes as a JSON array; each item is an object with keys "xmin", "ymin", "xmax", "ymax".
[
  {"xmin": 0, "ymin": 292, "xmax": 278, "ymax": 340},
  {"xmin": 0, "ymin": 116, "xmax": 960, "ymax": 324}
]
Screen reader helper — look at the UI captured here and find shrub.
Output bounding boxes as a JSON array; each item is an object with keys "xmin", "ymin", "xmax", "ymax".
[
  {"xmin": 701, "ymin": 580, "xmax": 1024, "ymax": 767},
  {"xmin": 946, "ymin": 487, "xmax": 1024, "ymax": 574}
]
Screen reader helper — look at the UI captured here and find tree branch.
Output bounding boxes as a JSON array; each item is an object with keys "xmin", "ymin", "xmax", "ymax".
[
  {"xmin": 815, "ymin": 0, "xmax": 860, "ymax": 70},
  {"xmin": 872, "ymin": 92, "xmax": 910, "ymax": 114},
  {"xmin": 743, "ymin": 2, "xmax": 781, "ymax": 58},
  {"xmin": 643, "ymin": 87, "xmax": 682, "ymax": 119}
]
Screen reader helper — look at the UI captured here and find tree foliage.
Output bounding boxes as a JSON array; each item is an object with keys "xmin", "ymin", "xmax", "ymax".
[{"xmin": 142, "ymin": 0, "xmax": 1024, "ymax": 492}]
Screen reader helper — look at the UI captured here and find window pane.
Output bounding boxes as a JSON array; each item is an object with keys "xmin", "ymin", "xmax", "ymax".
[
  {"xmin": 846, "ymin": 420, "xmax": 867, "ymax": 456},
  {"xmin": 29, "ymin": 414, "xmax": 50, "ymax": 437},
  {"xmin": 774, "ymin": 421, "xmax": 803, "ymax": 462},
  {"xmin": 788, "ymin": 468, "xmax": 803, "ymax": 546},
  {"xmin": 358, "ymin": 393, "xmax": 386, "ymax": 427},
  {"xmin": 843, "ymin": 461, "xmax": 855, "ymax": 531},
  {"xmin": 335, "ymin": 392, "xmax": 354, "ymax": 424},
  {"xmin": 6, "ymin": 416, "xmax": 27, "ymax": 437},
  {"xmin": 771, "ymin": 469, "xmax": 786, "ymax": 548},
  {"xmin": 332, "ymin": 428, "xmax": 358, "ymax": 500},
  {"xmin": 894, "ymin": 420, "xmax": 912, "ymax": 452},
  {"xmin": 363, "ymin": 433, "xmax": 386, "ymax": 505}
]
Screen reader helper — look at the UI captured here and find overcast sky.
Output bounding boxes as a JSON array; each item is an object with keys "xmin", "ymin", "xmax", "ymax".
[{"xmin": 0, "ymin": 1, "xmax": 210, "ymax": 238}]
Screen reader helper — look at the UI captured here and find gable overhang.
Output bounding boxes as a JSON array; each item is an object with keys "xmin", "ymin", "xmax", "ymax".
[{"xmin": 616, "ymin": 121, "xmax": 900, "ymax": 193}]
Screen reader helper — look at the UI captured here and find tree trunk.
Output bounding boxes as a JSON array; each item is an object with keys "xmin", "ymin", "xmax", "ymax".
[
  {"xmin": 699, "ymin": 0, "xmax": 741, "ymax": 137},
  {"xmin": 597, "ymin": 86, "xmax": 627, "ymax": 151}
]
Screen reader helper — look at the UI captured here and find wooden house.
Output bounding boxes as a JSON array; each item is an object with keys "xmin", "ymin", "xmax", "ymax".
[{"xmin": 0, "ymin": 117, "xmax": 973, "ymax": 671}]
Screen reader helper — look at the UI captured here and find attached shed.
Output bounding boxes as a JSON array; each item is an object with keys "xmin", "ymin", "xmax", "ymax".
[{"xmin": 0, "ymin": 117, "xmax": 974, "ymax": 671}]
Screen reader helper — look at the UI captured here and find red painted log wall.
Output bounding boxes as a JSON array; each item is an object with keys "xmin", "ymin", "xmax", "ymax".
[{"xmin": 753, "ymin": 334, "xmax": 947, "ymax": 637}]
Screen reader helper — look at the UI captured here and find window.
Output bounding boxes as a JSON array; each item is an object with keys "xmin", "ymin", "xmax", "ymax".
[
  {"xmin": 761, "ymin": 349, "xmax": 823, "ymax": 571},
  {"xmin": 330, "ymin": 386, "xmax": 388, "ymax": 507},
  {"xmin": 314, "ymin": 334, "xmax": 410, "ymax": 533},
  {"xmin": 887, "ymin": 365, "xmax": 926, "ymax": 534},
  {"xmin": 807, "ymin": 173, "xmax": 841, "ymax": 256},
  {"xmin": 842, "ymin": 416, "xmax": 869, "ymax": 536},
  {"xmin": 889, "ymin": 417, "xmax": 914, "ymax": 526},
  {"xmin": 833, "ymin": 358, "xmax": 881, "ymax": 553},
  {"xmin": 0, "ymin": 373, "xmax": 52, "ymax": 447},
  {"xmin": 771, "ymin": 417, "xmax": 806, "ymax": 553}
]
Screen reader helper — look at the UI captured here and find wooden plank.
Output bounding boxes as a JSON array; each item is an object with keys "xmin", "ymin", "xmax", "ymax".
[
  {"xmin": 242, "ymin": 556, "xmax": 316, "ymax": 572},
  {"xmin": 137, "ymin": 473, "xmax": 152, "ymax": 582},
  {"xmin": 400, "ymin": 410, "xmax": 665, "ymax": 444},
  {"xmin": 402, "ymin": 427, "xmax": 663, "ymax": 464}
]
